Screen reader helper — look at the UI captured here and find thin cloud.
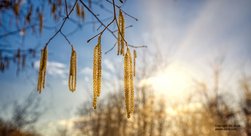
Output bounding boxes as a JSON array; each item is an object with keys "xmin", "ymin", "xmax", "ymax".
[{"xmin": 34, "ymin": 61, "xmax": 67, "ymax": 78}]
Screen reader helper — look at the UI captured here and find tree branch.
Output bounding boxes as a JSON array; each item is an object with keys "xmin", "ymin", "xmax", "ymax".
[
  {"xmin": 45, "ymin": 0, "xmax": 78, "ymax": 48},
  {"xmin": 105, "ymin": 0, "xmax": 138, "ymax": 21}
]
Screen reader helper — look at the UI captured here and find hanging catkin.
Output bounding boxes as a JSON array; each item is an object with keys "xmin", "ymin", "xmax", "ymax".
[
  {"xmin": 93, "ymin": 45, "xmax": 98, "ymax": 109},
  {"xmin": 120, "ymin": 10, "xmax": 125, "ymax": 55},
  {"xmin": 133, "ymin": 50, "xmax": 137, "ymax": 77},
  {"xmin": 117, "ymin": 42, "xmax": 120, "ymax": 55},
  {"xmin": 130, "ymin": 49, "xmax": 134, "ymax": 113},
  {"xmin": 124, "ymin": 47, "xmax": 134, "ymax": 118},
  {"xmin": 68, "ymin": 48, "xmax": 77, "ymax": 92},
  {"xmin": 39, "ymin": 13, "xmax": 43, "ymax": 33},
  {"xmin": 37, "ymin": 46, "xmax": 48, "ymax": 93},
  {"xmin": 93, "ymin": 35, "xmax": 102, "ymax": 109},
  {"xmin": 76, "ymin": 2, "xmax": 81, "ymax": 17},
  {"xmin": 118, "ymin": 10, "xmax": 125, "ymax": 55}
]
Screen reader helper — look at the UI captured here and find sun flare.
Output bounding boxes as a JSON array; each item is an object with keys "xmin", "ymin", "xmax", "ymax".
[{"xmin": 140, "ymin": 62, "xmax": 193, "ymax": 98}]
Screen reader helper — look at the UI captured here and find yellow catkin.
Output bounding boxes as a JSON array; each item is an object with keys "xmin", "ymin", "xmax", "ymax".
[
  {"xmin": 130, "ymin": 50, "xmax": 134, "ymax": 113},
  {"xmin": 37, "ymin": 46, "xmax": 48, "ymax": 93},
  {"xmin": 69, "ymin": 48, "xmax": 77, "ymax": 92},
  {"xmin": 133, "ymin": 50, "xmax": 137, "ymax": 77},
  {"xmin": 124, "ymin": 47, "xmax": 133, "ymax": 118},
  {"xmin": 117, "ymin": 42, "xmax": 120, "ymax": 55},
  {"xmin": 117, "ymin": 14, "xmax": 121, "ymax": 55},
  {"xmin": 93, "ymin": 35, "xmax": 102, "ymax": 109},
  {"xmin": 97, "ymin": 36, "xmax": 102, "ymax": 97},
  {"xmin": 118, "ymin": 10, "xmax": 125, "ymax": 55},
  {"xmin": 93, "ymin": 45, "xmax": 98, "ymax": 109},
  {"xmin": 120, "ymin": 10, "xmax": 125, "ymax": 55}
]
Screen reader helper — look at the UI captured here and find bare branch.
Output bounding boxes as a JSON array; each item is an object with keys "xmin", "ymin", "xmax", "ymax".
[
  {"xmin": 105, "ymin": 42, "xmax": 117, "ymax": 54},
  {"xmin": 79, "ymin": 0, "xmax": 117, "ymax": 41},
  {"xmin": 60, "ymin": 31, "xmax": 74, "ymax": 49},
  {"xmin": 105, "ymin": 0, "xmax": 138, "ymax": 21},
  {"xmin": 45, "ymin": 0, "xmax": 78, "ymax": 48}
]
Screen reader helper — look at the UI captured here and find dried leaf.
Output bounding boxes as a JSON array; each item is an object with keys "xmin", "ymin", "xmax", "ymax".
[
  {"xmin": 69, "ymin": 48, "xmax": 77, "ymax": 92},
  {"xmin": 37, "ymin": 47, "xmax": 48, "ymax": 93}
]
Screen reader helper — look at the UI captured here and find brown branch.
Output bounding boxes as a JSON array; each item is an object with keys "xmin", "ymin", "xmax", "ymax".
[
  {"xmin": 128, "ymin": 44, "xmax": 147, "ymax": 48},
  {"xmin": 66, "ymin": 16, "xmax": 113, "ymax": 37},
  {"xmin": 45, "ymin": 0, "xmax": 78, "ymax": 48},
  {"xmin": 105, "ymin": 42, "xmax": 117, "ymax": 54},
  {"xmin": 112, "ymin": 25, "xmax": 133, "ymax": 33},
  {"xmin": 65, "ymin": 0, "xmax": 69, "ymax": 15},
  {"xmin": 87, "ymin": 18, "xmax": 115, "ymax": 43},
  {"xmin": 60, "ymin": 31, "xmax": 74, "ymax": 48},
  {"xmin": 79, "ymin": 0, "xmax": 117, "ymax": 41},
  {"xmin": 105, "ymin": 43, "xmax": 147, "ymax": 55},
  {"xmin": 94, "ymin": 0, "xmax": 146, "ymax": 54},
  {"xmin": 105, "ymin": 0, "xmax": 138, "ymax": 21}
]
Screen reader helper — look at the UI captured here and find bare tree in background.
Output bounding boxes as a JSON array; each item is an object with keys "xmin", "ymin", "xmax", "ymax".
[
  {"xmin": 73, "ymin": 88, "xmax": 167, "ymax": 136},
  {"xmin": 240, "ymin": 72, "xmax": 251, "ymax": 135},
  {"xmin": 169, "ymin": 58, "xmax": 247, "ymax": 136},
  {"xmin": 71, "ymin": 49, "xmax": 168, "ymax": 136},
  {"xmin": 0, "ymin": 92, "xmax": 43, "ymax": 136}
]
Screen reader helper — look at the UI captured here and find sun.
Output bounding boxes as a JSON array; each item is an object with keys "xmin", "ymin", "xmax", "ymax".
[{"xmin": 140, "ymin": 62, "xmax": 193, "ymax": 99}]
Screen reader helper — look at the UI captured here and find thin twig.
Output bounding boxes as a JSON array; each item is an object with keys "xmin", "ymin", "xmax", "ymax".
[
  {"xmin": 64, "ymin": 0, "xmax": 68, "ymax": 15},
  {"xmin": 105, "ymin": 0, "xmax": 138, "ymax": 21},
  {"xmin": 79, "ymin": 0, "xmax": 117, "ymax": 41},
  {"xmin": 112, "ymin": 25, "xmax": 133, "ymax": 33},
  {"xmin": 87, "ymin": 18, "xmax": 115, "ymax": 43},
  {"xmin": 105, "ymin": 42, "xmax": 117, "ymax": 54},
  {"xmin": 128, "ymin": 44, "xmax": 147, "ymax": 48},
  {"xmin": 45, "ymin": 0, "xmax": 78, "ymax": 48},
  {"xmin": 60, "ymin": 31, "xmax": 74, "ymax": 48}
]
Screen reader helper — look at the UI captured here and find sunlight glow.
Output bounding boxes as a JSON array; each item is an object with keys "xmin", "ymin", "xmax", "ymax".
[{"xmin": 140, "ymin": 62, "xmax": 193, "ymax": 98}]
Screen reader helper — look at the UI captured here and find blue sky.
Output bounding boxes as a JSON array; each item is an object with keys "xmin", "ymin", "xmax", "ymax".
[{"xmin": 1, "ymin": 0, "xmax": 251, "ymax": 135}]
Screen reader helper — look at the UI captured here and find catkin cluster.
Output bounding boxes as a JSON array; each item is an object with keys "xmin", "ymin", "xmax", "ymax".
[
  {"xmin": 37, "ymin": 8, "xmax": 138, "ymax": 119},
  {"xmin": 124, "ymin": 47, "xmax": 134, "ymax": 118},
  {"xmin": 93, "ymin": 35, "xmax": 102, "ymax": 109},
  {"xmin": 37, "ymin": 47, "xmax": 48, "ymax": 93},
  {"xmin": 69, "ymin": 48, "xmax": 77, "ymax": 92},
  {"xmin": 37, "ymin": 46, "xmax": 78, "ymax": 93}
]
